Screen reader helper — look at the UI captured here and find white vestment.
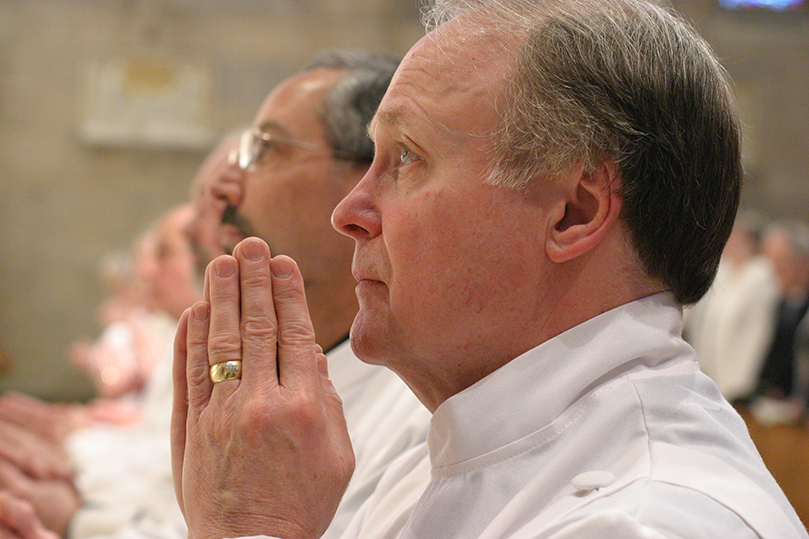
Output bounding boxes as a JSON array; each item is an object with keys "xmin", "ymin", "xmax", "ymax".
[
  {"xmin": 335, "ymin": 293, "xmax": 806, "ymax": 539},
  {"xmin": 321, "ymin": 341, "xmax": 431, "ymax": 539},
  {"xmin": 68, "ymin": 314, "xmax": 186, "ymax": 539},
  {"xmin": 684, "ymin": 256, "xmax": 778, "ymax": 401}
]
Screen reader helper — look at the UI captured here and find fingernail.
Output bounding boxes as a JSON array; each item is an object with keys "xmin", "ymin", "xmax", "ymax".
[
  {"xmin": 214, "ymin": 257, "xmax": 236, "ymax": 278},
  {"xmin": 193, "ymin": 302, "xmax": 209, "ymax": 321},
  {"xmin": 271, "ymin": 257, "xmax": 294, "ymax": 279},
  {"xmin": 241, "ymin": 238, "xmax": 265, "ymax": 261}
]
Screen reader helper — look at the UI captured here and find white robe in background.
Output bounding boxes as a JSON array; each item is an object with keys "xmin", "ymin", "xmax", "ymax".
[
  {"xmin": 336, "ymin": 293, "xmax": 805, "ymax": 539},
  {"xmin": 324, "ymin": 341, "xmax": 431, "ymax": 539},
  {"xmin": 67, "ymin": 314, "xmax": 185, "ymax": 539},
  {"xmin": 685, "ymin": 256, "xmax": 778, "ymax": 401}
]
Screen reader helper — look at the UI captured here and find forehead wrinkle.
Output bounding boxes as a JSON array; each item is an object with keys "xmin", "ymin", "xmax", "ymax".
[{"xmin": 375, "ymin": 84, "xmax": 470, "ymax": 146}]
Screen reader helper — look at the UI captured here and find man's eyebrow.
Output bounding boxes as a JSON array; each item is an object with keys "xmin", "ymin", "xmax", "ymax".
[
  {"xmin": 256, "ymin": 120, "xmax": 292, "ymax": 137},
  {"xmin": 376, "ymin": 107, "xmax": 405, "ymax": 127},
  {"xmin": 367, "ymin": 107, "xmax": 408, "ymax": 142},
  {"xmin": 371, "ymin": 104, "xmax": 465, "ymax": 145},
  {"xmin": 373, "ymin": 107, "xmax": 408, "ymax": 131}
]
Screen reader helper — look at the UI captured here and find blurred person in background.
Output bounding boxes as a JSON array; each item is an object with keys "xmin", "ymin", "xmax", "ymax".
[
  {"xmin": 750, "ymin": 219, "xmax": 809, "ymax": 425},
  {"xmin": 59, "ymin": 135, "xmax": 246, "ymax": 539},
  {"xmin": 0, "ymin": 206, "xmax": 197, "ymax": 440},
  {"xmin": 0, "ymin": 232, "xmax": 168, "ymax": 444},
  {"xmin": 0, "ymin": 138, "xmax": 243, "ymax": 436},
  {"xmin": 68, "ymin": 245, "xmax": 168, "ymax": 401},
  {"xmin": 186, "ymin": 132, "xmax": 243, "ymax": 276},
  {"xmin": 684, "ymin": 210, "xmax": 778, "ymax": 404},
  {"xmin": 0, "ymin": 203, "xmax": 199, "ymax": 539},
  {"xmin": 0, "ymin": 131, "xmax": 243, "ymax": 441}
]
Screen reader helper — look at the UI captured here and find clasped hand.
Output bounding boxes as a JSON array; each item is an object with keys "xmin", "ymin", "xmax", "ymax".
[{"xmin": 172, "ymin": 237, "xmax": 355, "ymax": 539}]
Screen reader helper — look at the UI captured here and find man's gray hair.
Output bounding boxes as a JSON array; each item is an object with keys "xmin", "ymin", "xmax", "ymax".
[
  {"xmin": 303, "ymin": 50, "xmax": 400, "ymax": 164},
  {"xmin": 422, "ymin": 0, "xmax": 743, "ymax": 305}
]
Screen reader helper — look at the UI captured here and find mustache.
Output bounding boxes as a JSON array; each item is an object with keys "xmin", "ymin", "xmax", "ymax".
[
  {"xmin": 220, "ymin": 204, "xmax": 257, "ymax": 255},
  {"xmin": 221, "ymin": 205, "xmax": 255, "ymax": 236}
]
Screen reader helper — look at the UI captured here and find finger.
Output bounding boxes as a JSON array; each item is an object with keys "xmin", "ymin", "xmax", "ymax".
[
  {"xmin": 0, "ymin": 431, "xmax": 25, "ymax": 473},
  {"xmin": 270, "ymin": 256, "xmax": 319, "ymax": 390},
  {"xmin": 187, "ymin": 301, "xmax": 213, "ymax": 410},
  {"xmin": 203, "ymin": 259, "xmax": 212, "ymax": 302},
  {"xmin": 171, "ymin": 308, "xmax": 190, "ymax": 515},
  {"xmin": 0, "ymin": 460, "xmax": 26, "ymax": 498},
  {"xmin": 0, "ymin": 493, "xmax": 32, "ymax": 539},
  {"xmin": 0, "ymin": 493, "xmax": 56, "ymax": 539},
  {"xmin": 233, "ymin": 238, "xmax": 278, "ymax": 390},
  {"xmin": 30, "ymin": 454, "xmax": 71, "ymax": 483},
  {"xmin": 317, "ymin": 352, "xmax": 344, "ymax": 415},
  {"xmin": 207, "ymin": 256, "xmax": 243, "ymax": 376},
  {"xmin": 0, "ymin": 424, "xmax": 69, "ymax": 482}
]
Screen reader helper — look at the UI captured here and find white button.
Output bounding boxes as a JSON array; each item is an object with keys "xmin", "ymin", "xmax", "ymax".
[{"xmin": 572, "ymin": 470, "xmax": 615, "ymax": 491}]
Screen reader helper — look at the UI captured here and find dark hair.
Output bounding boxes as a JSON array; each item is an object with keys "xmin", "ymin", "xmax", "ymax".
[
  {"xmin": 425, "ymin": 0, "xmax": 743, "ymax": 305},
  {"xmin": 303, "ymin": 50, "xmax": 400, "ymax": 164}
]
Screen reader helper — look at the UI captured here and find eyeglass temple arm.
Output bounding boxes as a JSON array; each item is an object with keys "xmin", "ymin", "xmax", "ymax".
[{"xmin": 257, "ymin": 131, "xmax": 321, "ymax": 151}]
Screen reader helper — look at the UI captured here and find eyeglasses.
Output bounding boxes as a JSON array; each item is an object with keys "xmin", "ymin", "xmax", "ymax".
[{"xmin": 237, "ymin": 127, "xmax": 326, "ymax": 171}]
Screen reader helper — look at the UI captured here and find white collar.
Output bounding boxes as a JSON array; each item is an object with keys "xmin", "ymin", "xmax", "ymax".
[{"xmin": 427, "ymin": 293, "xmax": 688, "ymax": 468}]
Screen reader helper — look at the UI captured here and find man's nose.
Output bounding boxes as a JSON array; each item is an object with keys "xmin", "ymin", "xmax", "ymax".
[
  {"xmin": 210, "ymin": 169, "xmax": 244, "ymax": 208},
  {"xmin": 332, "ymin": 179, "xmax": 381, "ymax": 241}
]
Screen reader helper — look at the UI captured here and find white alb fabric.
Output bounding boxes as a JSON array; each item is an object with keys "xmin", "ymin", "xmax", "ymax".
[
  {"xmin": 336, "ymin": 293, "xmax": 807, "ymax": 539},
  {"xmin": 320, "ymin": 341, "xmax": 431, "ymax": 539},
  {"xmin": 68, "ymin": 314, "xmax": 185, "ymax": 539}
]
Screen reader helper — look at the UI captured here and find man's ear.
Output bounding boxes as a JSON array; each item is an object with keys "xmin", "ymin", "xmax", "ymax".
[{"xmin": 545, "ymin": 160, "xmax": 622, "ymax": 263}]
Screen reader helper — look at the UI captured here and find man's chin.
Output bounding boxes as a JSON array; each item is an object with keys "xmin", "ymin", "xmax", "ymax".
[
  {"xmin": 349, "ymin": 314, "xmax": 390, "ymax": 367},
  {"xmin": 218, "ymin": 221, "xmax": 249, "ymax": 255}
]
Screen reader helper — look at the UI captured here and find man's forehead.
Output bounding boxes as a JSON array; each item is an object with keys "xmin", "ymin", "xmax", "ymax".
[
  {"xmin": 421, "ymin": 15, "xmax": 518, "ymax": 70},
  {"xmin": 253, "ymin": 68, "xmax": 341, "ymax": 131},
  {"xmin": 371, "ymin": 20, "xmax": 514, "ymax": 141}
]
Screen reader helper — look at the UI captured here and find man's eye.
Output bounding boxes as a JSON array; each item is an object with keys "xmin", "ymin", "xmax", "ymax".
[{"xmin": 400, "ymin": 148, "xmax": 415, "ymax": 165}]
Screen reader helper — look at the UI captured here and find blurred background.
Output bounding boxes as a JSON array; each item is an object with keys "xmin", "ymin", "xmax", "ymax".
[{"xmin": 0, "ymin": 0, "xmax": 806, "ymax": 402}]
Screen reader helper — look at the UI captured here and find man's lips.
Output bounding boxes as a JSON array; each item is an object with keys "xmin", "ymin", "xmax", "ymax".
[
  {"xmin": 352, "ymin": 268, "xmax": 387, "ymax": 293},
  {"xmin": 355, "ymin": 280, "xmax": 387, "ymax": 297},
  {"xmin": 352, "ymin": 268, "xmax": 383, "ymax": 283}
]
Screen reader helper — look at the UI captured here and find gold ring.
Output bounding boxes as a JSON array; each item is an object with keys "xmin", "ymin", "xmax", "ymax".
[{"xmin": 209, "ymin": 360, "xmax": 242, "ymax": 384}]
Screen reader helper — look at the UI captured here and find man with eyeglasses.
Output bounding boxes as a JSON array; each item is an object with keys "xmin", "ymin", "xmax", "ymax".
[
  {"xmin": 200, "ymin": 50, "xmax": 431, "ymax": 539},
  {"xmin": 0, "ymin": 51, "xmax": 430, "ymax": 539}
]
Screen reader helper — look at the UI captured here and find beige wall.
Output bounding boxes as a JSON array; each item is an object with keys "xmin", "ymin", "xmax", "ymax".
[{"xmin": 0, "ymin": 0, "xmax": 807, "ymax": 400}]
